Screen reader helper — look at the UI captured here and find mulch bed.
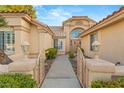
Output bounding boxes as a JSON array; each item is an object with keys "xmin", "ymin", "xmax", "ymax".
[
  {"xmin": 69, "ymin": 57, "xmax": 77, "ymax": 75},
  {"xmin": 45, "ymin": 59, "xmax": 54, "ymax": 75},
  {"xmin": 69, "ymin": 55, "xmax": 91, "ymax": 75}
]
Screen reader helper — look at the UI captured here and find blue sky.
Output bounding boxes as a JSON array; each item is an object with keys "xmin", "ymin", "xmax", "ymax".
[{"xmin": 34, "ymin": 5, "xmax": 122, "ymax": 26}]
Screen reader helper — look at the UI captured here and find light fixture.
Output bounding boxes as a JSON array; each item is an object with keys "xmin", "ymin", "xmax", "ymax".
[
  {"xmin": 92, "ymin": 40, "xmax": 101, "ymax": 59},
  {"xmin": 21, "ymin": 41, "xmax": 30, "ymax": 59}
]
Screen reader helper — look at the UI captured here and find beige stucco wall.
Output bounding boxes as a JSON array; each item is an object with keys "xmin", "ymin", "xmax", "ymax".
[
  {"xmin": 81, "ymin": 35, "xmax": 95, "ymax": 57},
  {"xmin": 64, "ymin": 25, "xmax": 87, "ymax": 53},
  {"xmin": 77, "ymin": 47, "xmax": 116, "ymax": 87},
  {"xmin": 0, "ymin": 17, "xmax": 31, "ymax": 60},
  {"xmin": 21, "ymin": 18, "xmax": 30, "ymax": 29},
  {"xmin": 81, "ymin": 19, "xmax": 124, "ymax": 64},
  {"xmin": 63, "ymin": 25, "xmax": 70, "ymax": 53},
  {"xmin": 29, "ymin": 25, "xmax": 39, "ymax": 54},
  {"xmin": 99, "ymin": 20, "xmax": 124, "ymax": 64},
  {"xmin": 63, "ymin": 18, "xmax": 95, "ymax": 53},
  {"xmin": 0, "ymin": 15, "xmax": 54, "ymax": 61},
  {"xmin": 5, "ymin": 17, "xmax": 22, "ymax": 26},
  {"xmin": 39, "ymin": 31, "xmax": 53, "ymax": 53}
]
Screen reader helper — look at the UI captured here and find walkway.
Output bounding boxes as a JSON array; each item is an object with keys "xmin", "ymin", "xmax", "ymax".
[{"xmin": 41, "ymin": 55, "xmax": 81, "ymax": 88}]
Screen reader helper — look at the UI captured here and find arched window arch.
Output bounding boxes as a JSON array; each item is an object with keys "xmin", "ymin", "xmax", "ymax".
[{"xmin": 70, "ymin": 28, "xmax": 83, "ymax": 38}]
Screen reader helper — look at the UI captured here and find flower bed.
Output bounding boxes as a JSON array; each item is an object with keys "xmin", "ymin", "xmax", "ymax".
[
  {"xmin": 45, "ymin": 48, "xmax": 57, "ymax": 75},
  {"xmin": 45, "ymin": 59, "xmax": 54, "ymax": 74}
]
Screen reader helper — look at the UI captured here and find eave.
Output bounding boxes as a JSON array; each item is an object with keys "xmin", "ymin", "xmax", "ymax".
[{"xmin": 79, "ymin": 7, "xmax": 124, "ymax": 38}]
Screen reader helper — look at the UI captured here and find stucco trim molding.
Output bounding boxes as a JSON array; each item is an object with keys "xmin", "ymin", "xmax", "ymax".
[
  {"xmin": 13, "ymin": 26, "xmax": 30, "ymax": 33},
  {"xmin": 38, "ymin": 29, "xmax": 48, "ymax": 33},
  {"xmin": 86, "ymin": 59, "xmax": 115, "ymax": 73},
  {"xmin": 0, "ymin": 27, "xmax": 14, "ymax": 31}
]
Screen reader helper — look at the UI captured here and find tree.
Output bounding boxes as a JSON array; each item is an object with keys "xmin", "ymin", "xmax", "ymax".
[
  {"xmin": 0, "ymin": 5, "xmax": 36, "ymax": 18},
  {"xmin": 0, "ymin": 16, "xmax": 7, "ymax": 27}
]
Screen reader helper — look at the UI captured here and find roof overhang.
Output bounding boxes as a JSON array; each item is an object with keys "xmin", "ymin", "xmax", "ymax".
[
  {"xmin": 79, "ymin": 7, "xmax": 124, "ymax": 38},
  {"xmin": 63, "ymin": 16, "xmax": 96, "ymax": 24},
  {"xmin": 0, "ymin": 11, "xmax": 55, "ymax": 36},
  {"xmin": 53, "ymin": 36, "xmax": 66, "ymax": 39}
]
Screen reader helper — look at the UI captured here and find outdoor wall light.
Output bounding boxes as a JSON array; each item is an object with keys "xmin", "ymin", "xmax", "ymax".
[
  {"xmin": 21, "ymin": 41, "xmax": 30, "ymax": 59},
  {"xmin": 92, "ymin": 40, "xmax": 101, "ymax": 59}
]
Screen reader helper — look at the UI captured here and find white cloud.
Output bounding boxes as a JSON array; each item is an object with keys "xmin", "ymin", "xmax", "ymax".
[
  {"xmin": 34, "ymin": 6, "xmax": 84, "ymax": 25},
  {"xmin": 65, "ymin": 6, "xmax": 84, "ymax": 13},
  {"xmin": 38, "ymin": 8, "xmax": 72, "ymax": 25},
  {"xmin": 48, "ymin": 8, "xmax": 71, "ymax": 17}
]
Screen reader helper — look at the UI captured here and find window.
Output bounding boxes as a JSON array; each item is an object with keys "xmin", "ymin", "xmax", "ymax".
[
  {"xmin": 54, "ymin": 39, "xmax": 58, "ymax": 49},
  {"xmin": 71, "ymin": 28, "xmax": 83, "ymax": 38},
  {"xmin": 0, "ymin": 31, "xmax": 15, "ymax": 55},
  {"xmin": 90, "ymin": 32, "xmax": 97, "ymax": 51},
  {"xmin": 59, "ymin": 41, "xmax": 63, "ymax": 50},
  {"xmin": 54, "ymin": 39, "xmax": 63, "ymax": 51}
]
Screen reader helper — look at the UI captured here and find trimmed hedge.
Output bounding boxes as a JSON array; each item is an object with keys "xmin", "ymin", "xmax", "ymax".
[
  {"xmin": 91, "ymin": 77, "xmax": 124, "ymax": 88},
  {"xmin": 68, "ymin": 51, "xmax": 75, "ymax": 59},
  {"xmin": 45, "ymin": 48, "xmax": 57, "ymax": 59},
  {"xmin": 0, "ymin": 73, "xmax": 36, "ymax": 88}
]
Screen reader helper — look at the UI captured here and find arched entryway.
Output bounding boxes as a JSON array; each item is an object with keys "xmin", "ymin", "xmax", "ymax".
[
  {"xmin": 61, "ymin": 16, "xmax": 96, "ymax": 53},
  {"xmin": 70, "ymin": 28, "xmax": 84, "ymax": 52}
]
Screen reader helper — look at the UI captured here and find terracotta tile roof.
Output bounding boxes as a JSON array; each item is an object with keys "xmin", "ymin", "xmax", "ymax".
[
  {"xmin": 0, "ymin": 10, "xmax": 55, "ymax": 35},
  {"xmin": 0, "ymin": 10, "xmax": 28, "ymax": 13},
  {"xmin": 0, "ymin": 10, "xmax": 51, "ymax": 27},
  {"xmin": 32, "ymin": 19, "xmax": 48, "ymax": 27},
  {"xmin": 49, "ymin": 26, "xmax": 66, "ymax": 37},
  {"xmin": 79, "ymin": 6, "xmax": 124, "ymax": 37},
  {"xmin": 64, "ymin": 16, "xmax": 96, "ymax": 23},
  {"xmin": 0, "ymin": 10, "xmax": 31, "ymax": 17}
]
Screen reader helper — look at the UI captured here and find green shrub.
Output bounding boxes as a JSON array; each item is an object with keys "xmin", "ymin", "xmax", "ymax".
[
  {"xmin": 117, "ymin": 77, "xmax": 124, "ymax": 87},
  {"xmin": 91, "ymin": 77, "xmax": 124, "ymax": 88},
  {"xmin": 91, "ymin": 80, "xmax": 104, "ymax": 88},
  {"xmin": 45, "ymin": 48, "xmax": 57, "ymax": 59},
  {"xmin": 68, "ymin": 51, "xmax": 75, "ymax": 59},
  {"xmin": 0, "ymin": 73, "xmax": 36, "ymax": 88}
]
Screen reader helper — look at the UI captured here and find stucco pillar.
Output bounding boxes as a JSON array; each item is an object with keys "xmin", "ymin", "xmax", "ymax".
[
  {"xmin": 39, "ymin": 31, "xmax": 46, "ymax": 54},
  {"xmin": 10, "ymin": 29, "xmax": 24, "ymax": 60},
  {"xmin": 64, "ymin": 25, "xmax": 70, "ymax": 53}
]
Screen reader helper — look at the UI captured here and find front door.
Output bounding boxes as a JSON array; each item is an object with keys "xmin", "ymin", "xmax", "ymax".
[
  {"xmin": 54, "ymin": 39, "xmax": 65, "ymax": 54},
  {"xmin": 58, "ymin": 39, "xmax": 64, "ymax": 51}
]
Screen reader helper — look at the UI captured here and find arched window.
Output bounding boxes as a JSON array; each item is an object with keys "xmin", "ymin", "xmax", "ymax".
[{"xmin": 70, "ymin": 28, "xmax": 83, "ymax": 38}]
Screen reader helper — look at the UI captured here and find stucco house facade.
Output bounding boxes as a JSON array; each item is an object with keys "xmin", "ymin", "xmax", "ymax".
[
  {"xmin": 79, "ymin": 7, "xmax": 124, "ymax": 65},
  {"xmin": 1, "ymin": 7, "xmax": 124, "ymax": 65},
  {"xmin": 0, "ymin": 11, "xmax": 54, "ymax": 61},
  {"xmin": 50, "ymin": 16, "xmax": 96, "ymax": 54},
  {"xmin": 0, "ymin": 11, "xmax": 96, "ymax": 60}
]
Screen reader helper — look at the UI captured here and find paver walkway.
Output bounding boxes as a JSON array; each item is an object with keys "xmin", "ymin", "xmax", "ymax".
[{"xmin": 41, "ymin": 55, "xmax": 81, "ymax": 88}]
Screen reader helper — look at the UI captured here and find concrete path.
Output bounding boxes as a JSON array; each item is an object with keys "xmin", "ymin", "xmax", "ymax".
[{"xmin": 41, "ymin": 55, "xmax": 81, "ymax": 88}]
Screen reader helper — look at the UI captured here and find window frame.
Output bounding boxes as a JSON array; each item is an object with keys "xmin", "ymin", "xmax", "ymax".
[
  {"xmin": 90, "ymin": 32, "xmax": 98, "ymax": 51},
  {"xmin": 0, "ymin": 31, "xmax": 15, "ymax": 55}
]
